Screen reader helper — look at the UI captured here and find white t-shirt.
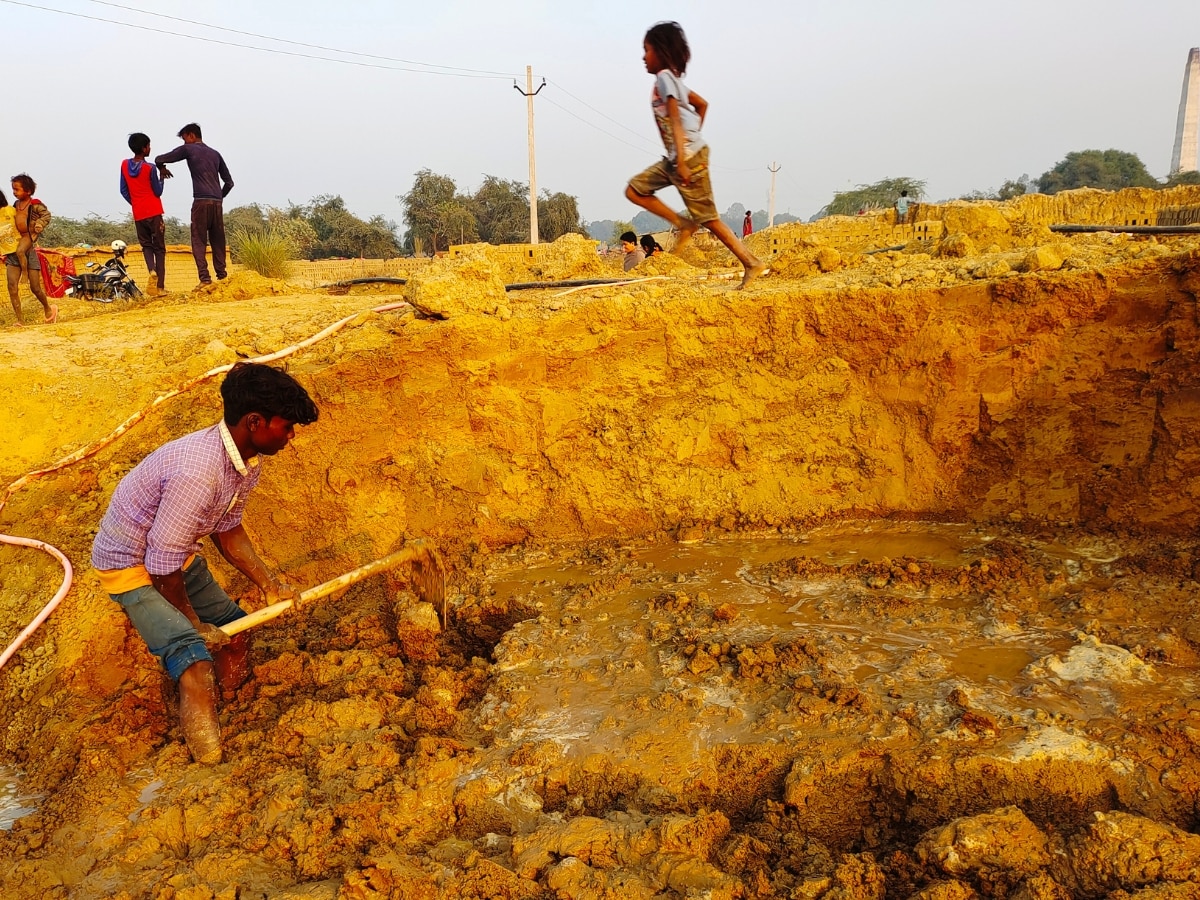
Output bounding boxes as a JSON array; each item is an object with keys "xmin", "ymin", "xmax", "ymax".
[{"xmin": 652, "ymin": 70, "xmax": 707, "ymax": 164}]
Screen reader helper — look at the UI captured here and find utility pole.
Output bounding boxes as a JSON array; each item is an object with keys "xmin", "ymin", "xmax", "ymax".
[
  {"xmin": 767, "ymin": 162, "xmax": 781, "ymax": 228},
  {"xmin": 513, "ymin": 67, "xmax": 546, "ymax": 244}
]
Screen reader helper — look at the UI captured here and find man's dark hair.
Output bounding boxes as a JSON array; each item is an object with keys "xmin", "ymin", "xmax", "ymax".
[
  {"xmin": 10, "ymin": 173, "xmax": 36, "ymax": 193},
  {"xmin": 178, "ymin": 123, "xmax": 203, "ymax": 140},
  {"xmin": 221, "ymin": 363, "xmax": 319, "ymax": 427},
  {"xmin": 620, "ymin": 231, "xmax": 637, "ymax": 244},
  {"xmin": 128, "ymin": 133, "xmax": 151, "ymax": 156},
  {"xmin": 644, "ymin": 21, "xmax": 690, "ymax": 75},
  {"xmin": 0, "ymin": 189, "xmax": 7, "ymax": 208},
  {"xmin": 901, "ymin": 190, "xmax": 909, "ymax": 197}
]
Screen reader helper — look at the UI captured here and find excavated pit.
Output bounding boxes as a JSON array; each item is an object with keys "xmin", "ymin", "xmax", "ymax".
[{"xmin": 3, "ymin": 191, "xmax": 1200, "ymax": 898}]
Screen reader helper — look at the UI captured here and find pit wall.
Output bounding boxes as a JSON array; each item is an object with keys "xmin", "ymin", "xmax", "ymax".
[{"xmin": 214, "ymin": 255, "xmax": 1200, "ymax": 580}]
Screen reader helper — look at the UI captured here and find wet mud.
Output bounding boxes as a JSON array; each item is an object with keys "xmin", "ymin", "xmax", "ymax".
[{"xmin": 2, "ymin": 191, "xmax": 1200, "ymax": 898}]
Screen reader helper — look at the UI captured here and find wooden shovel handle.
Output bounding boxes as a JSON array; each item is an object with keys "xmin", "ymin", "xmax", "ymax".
[{"xmin": 219, "ymin": 543, "xmax": 438, "ymax": 637}]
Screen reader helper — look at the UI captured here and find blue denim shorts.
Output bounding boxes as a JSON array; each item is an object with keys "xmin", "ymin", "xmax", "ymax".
[{"xmin": 109, "ymin": 555, "xmax": 246, "ymax": 680}]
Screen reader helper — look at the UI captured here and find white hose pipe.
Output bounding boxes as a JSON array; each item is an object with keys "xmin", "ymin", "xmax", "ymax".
[{"xmin": 0, "ymin": 534, "xmax": 74, "ymax": 671}]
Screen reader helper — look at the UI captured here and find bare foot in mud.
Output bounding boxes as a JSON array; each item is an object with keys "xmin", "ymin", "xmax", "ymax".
[
  {"xmin": 44, "ymin": 305, "xmax": 58, "ymax": 324},
  {"xmin": 738, "ymin": 261, "xmax": 767, "ymax": 290},
  {"xmin": 672, "ymin": 219, "xmax": 699, "ymax": 255}
]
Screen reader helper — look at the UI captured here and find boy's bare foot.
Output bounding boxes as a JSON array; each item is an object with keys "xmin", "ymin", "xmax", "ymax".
[
  {"xmin": 738, "ymin": 261, "xmax": 768, "ymax": 290},
  {"xmin": 672, "ymin": 218, "xmax": 700, "ymax": 255},
  {"xmin": 13, "ymin": 320, "xmax": 25, "ymax": 327},
  {"xmin": 44, "ymin": 305, "xmax": 58, "ymax": 324}
]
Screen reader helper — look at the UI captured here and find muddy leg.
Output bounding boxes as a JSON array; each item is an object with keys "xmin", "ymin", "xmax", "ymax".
[
  {"xmin": 6, "ymin": 264, "xmax": 23, "ymax": 326},
  {"xmin": 28, "ymin": 269, "xmax": 55, "ymax": 322},
  {"xmin": 178, "ymin": 660, "xmax": 222, "ymax": 764},
  {"xmin": 624, "ymin": 185, "xmax": 699, "ymax": 254},
  {"xmin": 704, "ymin": 218, "xmax": 766, "ymax": 289},
  {"xmin": 213, "ymin": 634, "xmax": 249, "ymax": 702}
]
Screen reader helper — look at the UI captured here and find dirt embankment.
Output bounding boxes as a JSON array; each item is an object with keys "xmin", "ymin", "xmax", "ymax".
[{"xmin": 2, "ymin": 197, "xmax": 1200, "ymax": 898}]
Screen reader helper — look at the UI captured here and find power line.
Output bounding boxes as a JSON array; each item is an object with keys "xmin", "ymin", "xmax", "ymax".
[
  {"xmin": 546, "ymin": 79, "xmax": 651, "ymax": 143},
  {"xmin": 541, "ymin": 95, "xmax": 660, "ymax": 155},
  {"xmin": 0, "ymin": 0, "xmax": 515, "ymax": 78},
  {"xmin": 85, "ymin": 0, "xmax": 521, "ymax": 78}
]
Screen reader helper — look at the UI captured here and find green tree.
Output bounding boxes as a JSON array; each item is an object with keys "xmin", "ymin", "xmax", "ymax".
[
  {"xmin": 997, "ymin": 175, "xmax": 1031, "ymax": 200},
  {"xmin": 1035, "ymin": 149, "xmax": 1158, "ymax": 194},
  {"xmin": 1165, "ymin": 169, "xmax": 1200, "ymax": 187},
  {"xmin": 224, "ymin": 203, "xmax": 269, "ymax": 235},
  {"xmin": 610, "ymin": 221, "xmax": 634, "ymax": 244},
  {"xmin": 300, "ymin": 195, "xmax": 400, "ymax": 258},
  {"xmin": 471, "ymin": 175, "xmax": 528, "ymax": 244},
  {"xmin": 536, "ymin": 191, "xmax": 585, "ymax": 241},
  {"xmin": 41, "ymin": 214, "xmax": 136, "ymax": 248},
  {"xmin": 816, "ymin": 177, "xmax": 926, "ymax": 218},
  {"xmin": 400, "ymin": 169, "xmax": 476, "ymax": 254}
]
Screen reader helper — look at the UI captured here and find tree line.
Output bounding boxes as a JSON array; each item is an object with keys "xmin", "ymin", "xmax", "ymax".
[
  {"xmin": 41, "ymin": 195, "xmax": 402, "ymax": 260},
  {"xmin": 817, "ymin": 149, "xmax": 1200, "ymax": 220},
  {"xmin": 399, "ymin": 170, "xmax": 586, "ymax": 255}
]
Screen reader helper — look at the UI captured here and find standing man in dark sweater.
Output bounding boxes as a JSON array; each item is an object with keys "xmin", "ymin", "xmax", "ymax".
[{"xmin": 155, "ymin": 123, "xmax": 234, "ymax": 286}]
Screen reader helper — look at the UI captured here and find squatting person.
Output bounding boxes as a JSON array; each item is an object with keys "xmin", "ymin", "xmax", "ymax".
[{"xmin": 91, "ymin": 363, "xmax": 318, "ymax": 764}]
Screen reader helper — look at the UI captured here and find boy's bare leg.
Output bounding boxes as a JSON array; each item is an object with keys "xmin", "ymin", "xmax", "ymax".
[
  {"xmin": 624, "ymin": 185, "xmax": 699, "ymax": 254},
  {"xmin": 14, "ymin": 236, "xmax": 32, "ymax": 289},
  {"xmin": 704, "ymin": 218, "xmax": 767, "ymax": 289},
  {"xmin": 28, "ymin": 269, "xmax": 56, "ymax": 323},
  {"xmin": 7, "ymin": 264, "xmax": 24, "ymax": 326}
]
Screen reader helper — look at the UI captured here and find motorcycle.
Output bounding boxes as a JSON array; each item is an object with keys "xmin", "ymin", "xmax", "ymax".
[{"xmin": 64, "ymin": 240, "xmax": 143, "ymax": 302}]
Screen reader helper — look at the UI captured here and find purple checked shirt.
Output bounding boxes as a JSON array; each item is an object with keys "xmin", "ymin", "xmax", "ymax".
[{"xmin": 91, "ymin": 423, "xmax": 261, "ymax": 575}]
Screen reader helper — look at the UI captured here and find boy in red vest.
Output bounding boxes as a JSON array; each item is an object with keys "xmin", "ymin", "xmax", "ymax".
[{"xmin": 120, "ymin": 132, "xmax": 166, "ymax": 296}]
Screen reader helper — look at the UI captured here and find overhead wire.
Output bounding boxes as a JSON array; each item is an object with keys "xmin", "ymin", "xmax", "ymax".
[
  {"xmin": 85, "ymin": 0, "xmax": 520, "ymax": 78},
  {"xmin": 540, "ymin": 95, "xmax": 659, "ymax": 155},
  {"xmin": 0, "ymin": 0, "xmax": 516, "ymax": 78}
]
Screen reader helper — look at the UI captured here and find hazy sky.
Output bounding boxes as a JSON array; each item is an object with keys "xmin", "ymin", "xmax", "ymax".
[{"xmin": 3, "ymin": 0, "xmax": 1198, "ymax": 229}]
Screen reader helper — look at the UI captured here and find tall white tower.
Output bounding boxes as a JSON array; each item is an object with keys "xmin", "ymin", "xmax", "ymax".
[{"xmin": 1170, "ymin": 48, "xmax": 1200, "ymax": 175}]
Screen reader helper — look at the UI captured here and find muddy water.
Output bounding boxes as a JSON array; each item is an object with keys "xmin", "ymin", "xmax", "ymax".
[
  {"xmin": 476, "ymin": 522, "xmax": 1198, "ymax": 763},
  {"xmin": 7, "ymin": 520, "xmax": 1200, "ymax": 898},
  {"xmin": 0, "ymin": 766, "xmax": 40, "ymax": 830}
]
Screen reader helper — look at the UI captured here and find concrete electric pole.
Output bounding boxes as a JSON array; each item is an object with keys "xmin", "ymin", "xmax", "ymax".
[
  {"xmin": 767, "ymin": 162, "xmax": 781, "ymax": 228},
  {"xmin": 1171, "ymin": 48, "xmax": 1200, "ymax": 175},
  {"xmin": 514, "ymin": 67, "xmax": 546, "ymax": 244}
]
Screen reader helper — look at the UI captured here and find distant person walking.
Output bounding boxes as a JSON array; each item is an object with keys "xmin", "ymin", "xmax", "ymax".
[
  {"xmin": 620, "ymin": 230, "xmax": 645, "ymax": 271},
  {"xmin": 895, "ymin": 190, "xmax": 914, "ymax": 225},
  {"xmin": 155, "ymin": 123, "xmax": 234, "ymax": 287},
  {"xmin": 624, "ymin": 21, "xmax": 765, "ymax": 289},
  {"xmin": 121, "ymin": 132, "xmax": 167, "ymax": 297},
  {"xmin": 742, "ymin": 209, "xmax": 753, "ymax": 237},
  {"xmin": 5, "ymin": 174, "xmax": 57, "ymax": 327}
]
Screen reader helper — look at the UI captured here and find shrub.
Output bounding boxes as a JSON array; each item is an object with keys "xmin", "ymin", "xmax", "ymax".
[{"xmin": 230, "ymin": 226, "xmax": 294, "ymax": 278}]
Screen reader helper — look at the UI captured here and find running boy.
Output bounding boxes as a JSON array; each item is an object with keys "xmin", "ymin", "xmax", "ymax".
[
  {"xmin": 121, "ymin": 132, "xmax": 167, "ymax": 296},
  {"xmin": 625, "ymin": 21, "xmax": 765, "ymax": 289},
  {"xmin": 5, "ymin": 174, "xmax": 56, "ymax": 326}
]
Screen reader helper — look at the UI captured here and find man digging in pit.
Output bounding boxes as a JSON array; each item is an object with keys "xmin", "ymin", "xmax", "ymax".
[{"xmin": 91, "ymin": 363, "xmax": 318, "ymax": 764}]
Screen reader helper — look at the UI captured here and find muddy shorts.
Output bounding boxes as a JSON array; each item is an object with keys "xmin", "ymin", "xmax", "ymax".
[
  {"xmin": 4, "ymin": 248, "xmax": 40, "ymax": 270},
  {"xmin": 628, "ymin": 145, "xmax": 719, "ymax": 224},
  {"xmin": 108, "ymin": 556, "xmax": 245, "ymax": 680}
]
